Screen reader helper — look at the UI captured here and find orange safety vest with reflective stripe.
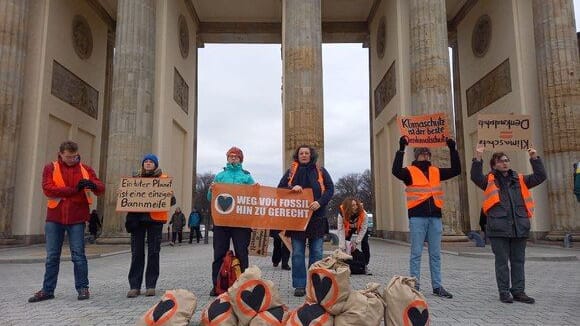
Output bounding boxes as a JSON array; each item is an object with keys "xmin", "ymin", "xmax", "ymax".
[
  {"xmin": 482, "ymin": 173, "xmax": 534, "ymax": 218},
  {"xmin": 47, "ymin": 161, "xmax": 92, "ymax": 208},
  {"xmin": 405, "ymin": 166, "xmax": 443, "ymax": 209},
  {"xmin": 149, "ymin": 174, "xmax": 170, "ymax": 222},
  {"xmin": 339, "ymin": 205, "xmax": 365, "ymax": 233},
  {"xmin": 287, "ymin": 161, "xmax": 325, "ymax": 193}
]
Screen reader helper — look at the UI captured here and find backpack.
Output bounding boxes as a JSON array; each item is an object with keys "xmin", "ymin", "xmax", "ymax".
[
  {"xmin": 347, "ymin": 249, "xmax": 367, "ymax": 275},
  {"xmin": 216, "ymin": 250, "xmax": 242, "ymax": 295}
]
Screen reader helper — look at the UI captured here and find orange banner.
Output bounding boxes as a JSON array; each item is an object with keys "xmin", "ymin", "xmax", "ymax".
[
  {"xmin": 398, "ymin": 112, "xmax": 450, "ymax": 147},
  {"xmin": 211, "ymin": 184, "xmax": 314, "ymax": 231}
]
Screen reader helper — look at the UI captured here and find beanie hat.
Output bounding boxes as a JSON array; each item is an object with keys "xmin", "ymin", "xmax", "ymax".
[
  {"xmin": 142, "ymin": 153, "xmax": 159, "ymax": 168},
  {"xmin": 226, "ymin": 146, "xmax": 244, "ymax": 162},
  {"xmin": 413, "ymin": 147, "xmax": 431, "ymax": 160}
]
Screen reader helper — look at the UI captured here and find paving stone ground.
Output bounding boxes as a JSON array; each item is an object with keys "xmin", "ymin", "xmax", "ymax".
[{"xmin": 0, "ymin": 238, "xmax": 578, "ymax": 325}]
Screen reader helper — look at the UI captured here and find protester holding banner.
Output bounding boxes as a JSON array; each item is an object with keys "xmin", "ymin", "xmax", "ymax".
[
  {"xmin": 470, "ymin": 144, "xmax": 546, "ymax": 304},
  {"xmin": 29, "ymin": 141, "xmax": 105, "ymax": 303},
  {"xmin": 125, "ymin": 154, "xmax": 175, "ymax": 298},
  {"xmin": 277, "ymin": 145, "xmax": 334, "ymax": 297},
  {"xmin": 337, "ymin": 198, "xmax": 370, "ymax": 267},
  {"xmin": 207, "ymin": 146, "xmax": 256, "ymax": 297},
  {"xmin": 392, "ymin": 136, "xmax": 460, "ymax": 299},
  {"xmin": 270, "ymin": 230, "xmax": 291, "ymax": 270}
]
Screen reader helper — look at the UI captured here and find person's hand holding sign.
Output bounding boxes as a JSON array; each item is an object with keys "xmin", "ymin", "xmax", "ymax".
[
  {"xmin": 475, "ymin": 143, "xmax": 485, "ymax": 160},
  {"xmin": 309, "ymin": 201, "xmax": 321, "ymax": 211},
  {"xmin": 291, "ymin": 185, "xmax": 303, "ymax": 193},
  {"xmin": 528, "ymin": 148, "xmax": 538, "ymax": 160},
  {"xmin": 399, "ymin": 136, "xmax": 409, "ymax": 152}
]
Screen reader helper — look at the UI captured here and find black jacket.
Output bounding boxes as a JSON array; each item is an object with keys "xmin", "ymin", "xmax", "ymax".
[
  {"xmin": 470, "ymin": 158, "xmax": 546, "ymax": 238},
  {"xmin": 277, "ymin": 162, "xmax": 334, "ymax": 240},
  {"xmin": 391, "ymin": 149, "xmax": 461, "ymax": 218}
]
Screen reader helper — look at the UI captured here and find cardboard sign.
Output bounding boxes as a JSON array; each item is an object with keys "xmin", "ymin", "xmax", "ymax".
[
  {"xmin": 398, "ymin": 112, "xmax": 449, "ymax": 147},
  {"xmin": 211, "ymin": 184, "xmax": 314, "ymax": 230},
  {"xmin": 249, "ymin": 229, "xmax": 270, "ymax": 257},
  {"xmin": 477, "ymin": 114, "xmax": 532, "ymax": 151},
  {"xmin": 116, "ymin": 177, "xmax": 173, "ymax": 212}
]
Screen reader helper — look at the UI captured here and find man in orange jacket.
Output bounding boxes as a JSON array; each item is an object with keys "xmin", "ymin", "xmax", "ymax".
[
  {"xmin": 392, "ymin": 136, "xmax": 460, "ymax": 298},
  {"xmin": 471, "ymin": 143, "xmax": 546, "ymax": 304},
  {"xmin": 28, "ymin": 141, "xmax": 104, "ymax": 303}
]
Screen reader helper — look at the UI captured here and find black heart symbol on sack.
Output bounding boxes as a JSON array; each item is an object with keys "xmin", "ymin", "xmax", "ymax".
[
  {"xmin": 241, "ymin": 284, "xmax": 266, "ymax": 312},
  {"xmin": 297, "ymin": 303, "xmax": 325, "ymax": 325},
  {"xmin": 408, "ymin": 307, "xmax": 429, "ymax": 326},
  {"xmin": 268, "ymin": 306, "xmax": 284, "ymax": 321},
  {"xmin": 311, "ymin": 273, "xmax": 332, "ymax": 303},
  {"xmin": 152, "ymin": 299, "xmax": 175, "ymax": 321},
  {"xmin": 208, "ymin": 299, "xmax": 231, "ymax": 320},
  {"xmin": 217, "ymin": 195, "xmax": 233, "ymax": 212}
]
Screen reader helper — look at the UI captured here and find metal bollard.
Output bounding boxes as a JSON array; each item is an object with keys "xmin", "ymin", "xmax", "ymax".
[{"xmin": 563, "ymin": 233, "xmax": 572, "ymax": 248}]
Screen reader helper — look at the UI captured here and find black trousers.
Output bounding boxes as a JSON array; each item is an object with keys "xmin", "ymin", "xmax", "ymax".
[
  {"xmin": 128, "ymin": 221, "xmax": 163, "ymax": 290},
  {"xmin": 189, "ymin": 226, "xmax": 201, "ymax": 243},
  {"xmin": 347, "ymin": 231, "xmax": 371, "ymax": 265},
  {"xmin": 272, "ymin": 235, "xmax": 290, "ymax": 267},
  {"xmin": 489, "ymin": 237, "xmax": 527, "ymax": 295},
  {"xmin": 211, "ymin": 226, "xmax": 251, "ymax": 286},
  {"xmin": 171, "ymin": 230, "xmax": 183, "ymax": 243}
]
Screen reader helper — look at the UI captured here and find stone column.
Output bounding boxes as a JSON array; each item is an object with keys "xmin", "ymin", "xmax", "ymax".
[
  {"xmin": 532, "ymin": 0, "xmax": 580, "ymax": 240},
  {"xmin": 0, "ymin": 0, "xmax": 28, "ymax": 240},
  {"xmin": 101, "ymin": 0, "xmax": 156, "ymax": 240},
  {"xmin": 409, "ymin": 0, "xmax": 464, "ymax": 238},
  {"xmin": 282, "ymin": 0, "xmax": 324, "ymax": 166}
]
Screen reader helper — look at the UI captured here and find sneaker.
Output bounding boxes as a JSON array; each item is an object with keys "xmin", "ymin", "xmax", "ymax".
[
  {"xmin": 28, "ymin": 290, "xmax": 54, "ymax": 303},
  {"xmin": 499, "ymin": 292, "xmax": 513, "ymax": 303},
  {"xmin": 432, "ymin": 287, "xmax": 453, "ymax": 299},
  {"xmin": 145, "ymin": 288, "xmax": 156, "ymax": 296},
  {"xmin": 513, "ymin": 292, "xmax": 535, "ymax": 304},
  {"xmin": 77, "ymin": 288, "xmax": 90, "ymax": 300},
  {"xmin": 209, "ymin": 288, "xmax": 218, "ymax": 297},
  {"xmin": 294, "ymin": 288, "xmax": 306, "ymax": 297},
  {"xmin": 281, "ymin": 264, "xmax": 291, "ymax": 271},
  {"xmin": 127, "ymin": 289, "xmax": 141, "ymax": 298}
]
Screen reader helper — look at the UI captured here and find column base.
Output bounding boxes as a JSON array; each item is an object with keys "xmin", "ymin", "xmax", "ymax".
[
  {"xmin": 96, "ymin": 236, "xmax": 131, "ymax": 244},
  {"xmin": 544, "ymin": 231, "xmax": 580, "ymax": 241},
  {"xmin": 441, "ymin": 235, "xmax": 468, "ymax": 242}
]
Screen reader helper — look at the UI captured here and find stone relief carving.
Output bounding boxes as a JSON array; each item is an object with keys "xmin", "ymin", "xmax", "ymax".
[
  {"xmin": 174, "ymin": 67, "xmax": 189, "ymax": 113},
  {"xmin": 178, "ymin": 15, "xmax": 189, "ymax": 59},
  {"xmin": 466, "ymin": 59, "xmax": 512, "ymax": 116},
  {"xmin": 51, "ymin": 60, "xmax": 99, "ymax": 119},
  {"xmin": 72, "ymin": 15, "xmax": 93, "ymax": 60},
  {"xmin": 472, "ymin": 14, "xmax": 491, "ymax": 58},
  {"xmin": 374, "ymin": 61, "xmax": 396, "ymax": 117},
  {"xmin": 376, "ymin": 16, "xmax": 386, "ymax": 59}
]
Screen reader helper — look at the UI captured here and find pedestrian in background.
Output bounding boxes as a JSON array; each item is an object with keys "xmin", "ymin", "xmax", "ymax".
[
  {"xmin": 169, "ymin": 207, "xmax": 186, "ymax": 245},
  {"xmin": 188, "ymin": 208, "xmax": 202, "ymax": 244},
  {"xmin": 29, "ymin": 140, "xmax": 105, "ymax": 303},
  {"xmin": 278, "ymin": 145, "xmax": 334, "ymax": 297},
  {"xmin": 270, "ymin": 230, "xmax": 291, "ymax": 270},
  {"xmin": 471, "ymin": 144, "xmax": 546, "ymax": 304},
  {"xmin": 208, "ymin": 146, "xmax": 256, "ymax": 296},
  {"xmin": 125, "ymin": 154, "xmax": 175, "ymax": 298},
  {"xmin": 392, "ymin": 136, "xmax": 460, "ymax": 299},
  {"xmin": 88, "ymin": 209, "xmax": 101, "ymax": 243}
]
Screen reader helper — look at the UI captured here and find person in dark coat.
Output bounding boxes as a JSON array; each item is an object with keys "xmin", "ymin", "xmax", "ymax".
[
  {"xmin": 169, "ymin": 207, "xmax": 186, "ymax": 245},
  {"xmin": 471, "ymin": 143, "xmax": 546, "ymax": 304},
  {"xmin": 277, "ymin": 145, "xmax": 334, "ymax": 297}
]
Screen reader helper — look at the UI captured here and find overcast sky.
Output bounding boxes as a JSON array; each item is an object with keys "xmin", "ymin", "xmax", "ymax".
[{"xmin": 197, "ymin": 4, "xmax": 580, "ymax": 186}]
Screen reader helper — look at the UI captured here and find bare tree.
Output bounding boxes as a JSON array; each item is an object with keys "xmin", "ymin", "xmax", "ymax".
[
  {"xmin": 325, "ymin": 170, "xmax": 375, "ymax": 229},
  {"xmin": 195, "ymin": 172, "xmax": 215, "ymax": 244}
]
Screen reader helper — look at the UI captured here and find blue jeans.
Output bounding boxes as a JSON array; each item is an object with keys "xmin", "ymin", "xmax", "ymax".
[
  {"xmin": 291, "ymin": 237, "xmax": 324, "ymax": 289},
  {"xmin": 409, "ymin": 217, "xmax": 442, "ymax": 290},
  {"xmin": 42, "ymin": 222, "xmax": 88, "ymax": 294}
]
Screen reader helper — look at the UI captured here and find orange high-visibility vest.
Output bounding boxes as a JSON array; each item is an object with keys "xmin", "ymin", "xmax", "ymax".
[
  {"xmin": 339, "ymin": 205, "xmax": 365, "ymax": 233},
  {"xmin": 149, "ymin": 174, "xmax": 170, "ymax": 222},
  {"xmin": 287, "ymin": 161, "xmax": 325, "ymax": 193},
  {"xmin": 405, "ymin": 166, "xmax": 443, "ymax": 209},
  {"xmin": 482, "ymin": 173, "xmax": 534, "ymax": 218},
  {"xmin": 47, "ymin": 162, "xmax": 92, "ymax": 208}
]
